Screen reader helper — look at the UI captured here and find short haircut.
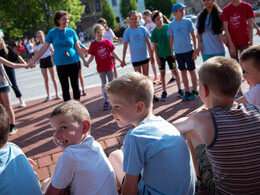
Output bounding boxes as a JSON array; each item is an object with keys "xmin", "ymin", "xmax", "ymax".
[
  {"xmin": 93, "ymin": 24, "xmax": 105, "ymax": 34},
  {"xmin": 128, "ymin": 10, "xmax": 139, "ymax": 18},
  {"xmin": 143, "ymin": 9, "xmax": 152, "ymax": 17},
  {"xmin": 104, "ymin": 72, "xmax": 154, "ymax": 110},
  {"xmin": 240, "ymin": 44, "xmax": 260, "ymax": 71},
  {"xmin": 199, "ymin": 56, "xmax": 242, "ymax": 97},
  {"xmin": 53, "ymin": 10, "xmax": 69, "ymax": 26},
  {"xmin": 0, "ymin": 104, "xmax": 10, "ymax": 148},
  {"xmin": 51, "ymin": 101, "xmax": 91, "ymax": 134}
]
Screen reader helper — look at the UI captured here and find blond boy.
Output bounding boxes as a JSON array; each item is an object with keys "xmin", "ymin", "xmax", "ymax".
[
  {"xmin": 44, "ymin": 101, "xmax": 117, "ymax": 195},
  {"xmin": 174, "ymin": 57, "xmax": 260, "ymax": 194},
  {"xmin": 236, "ymin": 45, "xmax": 260, "ymax": 107},
  {"xmin": 105, "ymin": 72, "xmax": 195, "ymax": 195}
]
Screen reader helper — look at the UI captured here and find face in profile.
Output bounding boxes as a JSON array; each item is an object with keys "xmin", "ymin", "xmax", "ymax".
[{"xmin": 242, "ymin": 59, "xmax": 260, "ymax": 88}]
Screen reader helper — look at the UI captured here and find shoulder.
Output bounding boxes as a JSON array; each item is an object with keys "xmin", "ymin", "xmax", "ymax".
[{"xmin": 241, "ymin": 1, "xmax": 252, "ymax": 8}]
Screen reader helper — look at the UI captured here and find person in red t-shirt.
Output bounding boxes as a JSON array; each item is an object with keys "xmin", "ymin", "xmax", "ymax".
[
  {"xmin": 221, "ymin": 0, "xmax": 255, "ymax": 62},
  {"xmin": 16, "ymin": 40, "xmax": 26, "ymax": 59},
  {"xmin": 86, "ymin": 24, "xmax": 124, "ymax": 110}
]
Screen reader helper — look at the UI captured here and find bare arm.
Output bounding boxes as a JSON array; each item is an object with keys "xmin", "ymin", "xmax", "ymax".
[
  {"xmin": 223, "ymin": 21, "xmax": 236, "ymax": 57},
  {"xmin": 196, "ymin": 32, "xmax": 202, "ymax": 56},
  {"xmin": 169, "ymin": 36, "xmax": 175, "ymax": 59},
  {"xmin": 122, "ymin": 173, "xmax": 139, "ymax": 195},
  {"xmin": 31, "ymin": 42, "xmax": 50, "ymax": 63},
  {"xmin": 17, "ymin": 55, "xmax": 26, "ymax": 64},
  {"xmin": 235, "ymin": 95, "xmax": 248, "ymax": 104},
  {"xmin": 85, "ymin": 55, "xmax": 94, "ymax": 67},
  {"xmin": 45, "ymin": 183, "xmax": 70, "ymax": 195},
  {"xmin": 190, "ymin": 30, "xmax": 197, "ymax": 60},
  {"xmin": 0, "ymin": 57, "xmax": 27, "ymax": 69},
  {"xmin": 248, "ymin": 18, "xmax": 253, "ymax": 46},
  {"xmin": 111, "ymin": 50, "xmax": 122, "ymax": 63},
  {"xmin": 122, "ymin": 42, "xmax": 128, "ymax": 67},
  {"xmin": 74, "ymin": 40, "xmax": 87, "ymax": 64},
  {"xmin": 153, "ymin": 43, "xmax": 161, "ymax": 66},
  {"xmin": 252, "ymin": 19, "xmax": 260, "ymax": 36},
  {"xmin": 145, "ymin": 38, "xmax": 154, "ymax": 64}
]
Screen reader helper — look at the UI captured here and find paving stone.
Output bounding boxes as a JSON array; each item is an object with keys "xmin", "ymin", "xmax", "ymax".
[
  {"xmin": 35, "ymin": 167, "xmax": 50, "ymax": 182},
  {"xmin": 52, "ymin": 152, "xmax": 63, "ymax": 164},
  {"xmin": 38, "ymin": 155, "xmax": 53, "ymax": 168}
]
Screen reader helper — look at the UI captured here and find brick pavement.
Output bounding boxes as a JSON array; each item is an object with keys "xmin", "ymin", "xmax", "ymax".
[{"xmin": 8, "ymin": 73, "xmax": 249, "ymax": 182}]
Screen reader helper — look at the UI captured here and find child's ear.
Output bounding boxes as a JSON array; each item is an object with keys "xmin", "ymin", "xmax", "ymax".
[
  {"xmin": 82, "ymin": 120, "xmax": 90, "ymax": 134},
  {"xmin": 136, "ymin": 101, "xmax": 145, "ymax": 114},
  {"xmin": 203, "ymin": 84, "xmax": 210, "ymax": 97}
]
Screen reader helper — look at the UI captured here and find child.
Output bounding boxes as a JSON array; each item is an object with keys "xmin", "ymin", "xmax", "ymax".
[
  {"xmin": 105, "ymin": 72, "xmax": 195, "ymax": 194},
  {"xmin": 196, "ymin": 0, "xmax": 225, "ymax": 62},
  {"xmin": 0, "ymin": 57, "xmax": 28, "ymax": 134},
  {"xmin": 151, "ymin": 10, "xmax": 183, "ymax": 100},
  {"xmin": 34, "ymin": 30, "xmax": 61, "ymax": 102},
  {"xmin": 142, "ymin": 9, "xmax": 160, "ymax": 84},
  {"xmin": 0, "ymin": 104, "xmax": 42, "ymax": 194},
  {"xmin": 44, "ymin": 101, "xmax": 118, "ymax": 195},
  {"xmin": 221, "ymin": 0, "xmax": 255, "ymax": 62},
  {"xmin": 122, "ymin": 10, "xmax": 154, "ymax": 77},
  {"xmin": 168, "ymin": 3, "xmax": 198, "ymax": 101},
  {"xmin": 236, "ymin": 45, "xmax": 260, "ymax": 107},
  {"xmin": 86, "ymin": 24, "xmax": 123, "ymax": 110},
  {"xmin": 174, "ymin": 56, "xmax": 260, "ymax": 194}
]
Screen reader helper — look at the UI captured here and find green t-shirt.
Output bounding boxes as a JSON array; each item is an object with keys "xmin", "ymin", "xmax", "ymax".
[{"xmin": 151, "ymin": 24, "xmax": 172, "ymax": 58}]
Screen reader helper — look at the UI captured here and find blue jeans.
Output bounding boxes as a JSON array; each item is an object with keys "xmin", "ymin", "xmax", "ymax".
[{"xmin": 3, "ymin": 66, "xmax": 22, "ymax": 98}]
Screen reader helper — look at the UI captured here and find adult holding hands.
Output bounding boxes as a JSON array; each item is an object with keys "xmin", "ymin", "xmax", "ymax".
[{"xmin": 29, "ymin": 10, "xmax": 88, "ymax": 101}]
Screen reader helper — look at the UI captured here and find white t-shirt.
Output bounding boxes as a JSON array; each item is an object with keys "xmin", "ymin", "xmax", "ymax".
[
  {"xmin": 103, "ymin": 29, "xmax": 116, "ymax": 43},
  {"xmin": 51, "ymin": 136, "xmax": 118, "ymax": 195},
  {"xmin": 145, "ymin": 22, "xmax": 156, "ymax": 34},
  {"xmin": 79, "ymin": 32, "xmax": 84, "ymax": 42},
  {"xmin": 245, "ymin": 84, "xmax": 260, "ymax": 107},
  {"xmin": 27, "ymin": 43, "xmax": 34, "ymax": 54},
  {"xmin": 34, "ymin": 43, "xmax": 53, "ymax": 59}
]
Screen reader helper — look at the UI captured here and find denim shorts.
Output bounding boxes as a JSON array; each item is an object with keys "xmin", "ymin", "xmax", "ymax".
[{"xmin": 0, "ymin": 86, "xmax": 10, "ymax": 93}]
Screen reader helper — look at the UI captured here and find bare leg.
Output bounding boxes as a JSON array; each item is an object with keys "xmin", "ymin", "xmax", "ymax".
[
  {"xmin": 160, "ymin": 70, "xmax": 166, "ymax": 91},
  {"xmin": 78, "ymin": 69, "xmax": 85, "ymax": 93},
  {"xmin": 133, "ymin": 66, "xmax": 142, "ymax": 74},
  {"xmin": 189, "ymin": 70, "xmax": 198, "ymax": 91},
  {"xmin": 41, "ymin": 68, "xmax": 50, "ymax": 97},
  {"xmin": 151, "ymin": 61, "xmax": 158, "ymax": 79},
  {"xmin": 141, "ymin": 63, "xmax": 149, "ymax": 76},
  {"xmin": 172, "ymin": 69, "xmax": 181, "ymax": 89},
  {"xmin": 181, "ymin": 70, "xmax": 189, "ymax": 92},
  {"xmin": 0, "ymin": 92, "xmax": 15, "ymax": 124},
  {"xmin": 48, "ymin": 67, "xmax": 59, "ymax": 96}
]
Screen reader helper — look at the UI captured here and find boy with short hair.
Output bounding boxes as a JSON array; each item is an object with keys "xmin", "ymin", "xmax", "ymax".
[
  {"xmin": 105, "ymin": 72, "xmax": 195, "ymax": 194},
  {"xmin": 236, "ymin": 45, "xmax": 260, "ymax": 107},
  {"xmin": 174, "ymin": 56, "xmax": 260, "ymax": 194},
  {"xmin": 0, "ymin": 104, "xmax": 42, "ymax": 194},
  {"xmin": 168, "ymin": 3, "xmax": 198, "ymax": 101},
  {"xmin": 151, "ymin": 10, "xmax": 183, "ymax": 100},
  {"xmin": 44, "ymin": 101, "xmax": 117, "ymax": 195}
]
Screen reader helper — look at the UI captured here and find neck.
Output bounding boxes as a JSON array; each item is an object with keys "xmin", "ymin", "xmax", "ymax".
[
  {"xmin": 175, "ymin": 17, "xmax": 182, "ymax": 21},
  {"xmin": 131, "ymin": 25, "xmax": 138, "ymax": 29},
  {"xmin": 96, "ymin": 37, "xmax": 103, "ymax": 42},
  {"xmin": 133, "ymin": 110, "xmax": 153, "ymax": 126},
  {"xmin": 58, "ymin": 26, "xmax": 66, "ymax": 30},
  {"xmin": 232, "ymin": 0, "xmax": 241, "ymax": 6},
  {"xmin": 207, "ymin": 6, "xmax": 214, "ymax": 14},
  {"xmin": 156, "ymin": 24, "xmax": 163, "ymax": 29},
  {"xmin": 209, "ymin": 95, "xmax": 235, "ymax": 108}
]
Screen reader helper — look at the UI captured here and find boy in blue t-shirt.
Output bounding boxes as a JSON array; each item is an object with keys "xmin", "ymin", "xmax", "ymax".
[
  {"xmin": 168, "ymin": 3, "xmax": 199, "ymax": 101},
  {"xmin": 105, "ymin": 72, "xmax": 195, "ymax": 195}
]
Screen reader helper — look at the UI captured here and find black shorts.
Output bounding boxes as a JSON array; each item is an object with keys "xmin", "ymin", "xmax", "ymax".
[
  {"xmin": 77, "ymin": 61, "xmax": 82, "ymax": 70},
  {"xmin": 175, "ymin": 50, "xmax": 195, "ymax": 71},
  {"xmin": 132, "ymin": 58, "xmax": 149, "ymax": 67},
  {"xmin": 40, "ymin": 56, "xmax": 54, "ymax": 69},
  {"xmin": 158, "ymin": 56, "xmax": 176, "ymax": 71}
]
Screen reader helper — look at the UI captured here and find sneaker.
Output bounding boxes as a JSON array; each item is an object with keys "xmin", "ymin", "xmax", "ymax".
[
  {"xmin": 9, "ymin": 124, "xmax": 18, "ymax": 135},
  {"xmin": 168, "ymin": 77, "xmax": 176, "ymax": 84},
  {"xmin": 103, "ymin": 102, "xmax": 109, "ymax": 110},
  {"xmin": 161, "ymin": 91, "xmax": 167, "ymax": 101},
  {"xmin": 82, "ymin": 90, "xmax": 87, "ymax": 96},
  {"xmin": 182, "ymin": 92, "xmax": 191, "ymax": 102},
  {"xmin": 153, "ymin": 95, "xmax": 159, "ymax": 102},
  {"xmin": 19, "ymin": 100, "xmax": 26, "ymax": 108},
  {"xmin": 153, "ymin": 78, "xmax": 161, "ymax": 84},
  {"xmin": 177, "ymin": 89, "xmax": 184, "ymax": 97},
  {"xmin": 188, "ymin": 90, "xmax": 199, "ymax": 100},
  {"xmin": 44, "ymin": 96, "xmax": 52, "ymax": 102},
  {"xmin": 55, "ymin": 95, "xmax": 61, "ymax": 100}
]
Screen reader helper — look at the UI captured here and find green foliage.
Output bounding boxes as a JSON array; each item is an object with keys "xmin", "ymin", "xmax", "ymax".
[
  {"xmin": 119, "ymin": 0, "xmax": 138, "ymax": 20},
  {"xmin": 0, "ymin": 0, "xmax": 84, "ymax": 40},
  {"xmin": 101, "ymin": 0, "xmax": 118, "ymax": 30},
  {"xmin": 144, "ymin": 0, "xmax": 177, "ymax": 18}
]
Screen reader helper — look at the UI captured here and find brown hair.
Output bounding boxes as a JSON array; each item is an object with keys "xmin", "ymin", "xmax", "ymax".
[
  {"xmin": 97, "ymin": 18, "xmax": 109, "ymax": 31},
  {"xmin": 240, "ymin": 44, "xmax": 260, "ymax": 71},
  {"xmin": 199, "ymin": 56, "xmax": 242, "ymax": 97},
  {"xmin": 143, "ymin": 9, "xmax": 152, "ymax": 17},
  {"xmin": 53, "ymin": 10, "xmax": 69, "ymax": 26},
  {"xmin": 0, "ymin": 104, "xmax": 10, "ymax": 148},
  {"xmin": 93, "ymin": 24, "xmax": 105, "ymax": 34}
]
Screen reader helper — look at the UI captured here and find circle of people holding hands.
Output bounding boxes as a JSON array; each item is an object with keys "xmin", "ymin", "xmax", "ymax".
[{"xmin": 0, "ymin": 0, "xmax": 260, "ymax": 194}]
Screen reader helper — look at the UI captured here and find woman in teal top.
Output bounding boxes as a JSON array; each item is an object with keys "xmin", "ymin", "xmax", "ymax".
[{"xmin": 30, "ymin": 10, "xmax": 88, "ymax": 101}]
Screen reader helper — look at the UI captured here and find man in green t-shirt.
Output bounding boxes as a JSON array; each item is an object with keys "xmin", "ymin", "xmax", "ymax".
[{"xmin": 151, "ymin": 10, "xmax": 183, "ymax": 101}]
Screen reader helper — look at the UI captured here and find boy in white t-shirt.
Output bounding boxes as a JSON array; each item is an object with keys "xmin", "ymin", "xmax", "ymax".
[
  {"xmin": 236, "ymin": 45, "xmax": 260, "ymax": 107},
  {"xmin": 43, "ymin": 101, "xmax": 117, "ymax": 195}
]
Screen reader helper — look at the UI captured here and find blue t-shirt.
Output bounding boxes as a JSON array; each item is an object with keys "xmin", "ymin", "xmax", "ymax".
[
  {"xmin": 0, "ymin": 142, "xmax": 42, "ymax": 195},
  {"xmin": 45, "ymin": 27, "xmax": 80, "ymax": 66},
  {"xmin": 123, "ymin": 116, "xmax": 195, "ymax": 195},
  {"xmin": 167, "ymin": 18, "xmax": 195, "ymax": 54},
  {"xmin": 196, "ymin": 14, "xmax": 225, "ymax": 55},
  {"xmin": 122, "ymin": 26, "xmax": 150, "ymax": 63}
]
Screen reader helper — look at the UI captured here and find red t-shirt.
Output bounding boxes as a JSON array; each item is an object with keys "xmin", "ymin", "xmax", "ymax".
[
  {"xmin": 16, "ymin": 45, "xmax": 25, "ymax": 55},
  {"xmin": 88, "ymin": 39, "xmax": 115, "ymax": 73},
  {"xmin": 221, "ymin": 2, "xmax": 255, "ymax": 47}
]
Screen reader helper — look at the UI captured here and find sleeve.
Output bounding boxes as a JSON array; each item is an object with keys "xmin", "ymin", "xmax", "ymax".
[
  {"xmin": 167, "ymin": 23, "xmax": 173, "ymax": 36},
  {"xmin": 109, "ymin": 29, "xmax": 116, "ymax": 38},
  {"xmin": 7, "ymin": 46, "xmax": 19, "ymax": 62},
  {"xmin": 195, "ymin": 14, "xmax": 200, "ymax": 29},
  {"xmin": 123, "ymin": 134, "xmax": 145, "ymax": 176},
  {"xmin": 244, "ymin": 86, "xmax": 260, "ymax": 105},
  {"xmin": 45, "ymin": 30, "xmax": 53, "ymax": 43},
  {"xmin": 143, "ymin": 27, "xmax": 150, "ymax": 39},
  {"xmin": 51, "ymin": 150, "xmax": 77, "ymax": 189},
  {"xmin": 151, "ymin": 30, "xmax": 157, "ymax": 43},
  {"xmin": 189, "ymin": 19, "xmax": 195, "ymax": 32},
  {"xmin": 220, "ymin": 7, "xmax": 228, "ymax": 22},
  {"xmin": 247, "ymin": 4, "xmax": 255, "ymax": 19},
  {"xmin": 88, "ymin": 42, "xmax": 95, "ymax": 55},
  {"xmin": 122, "ymin": 29, "xmax": 129, "ymax": 43},
  {"xmin": 72, "ymin": 29, "xmax": 79, "ymax": 42},
  {"xmin": 107, "ymin": 40, "xmax": 115, "ymax": 52}
]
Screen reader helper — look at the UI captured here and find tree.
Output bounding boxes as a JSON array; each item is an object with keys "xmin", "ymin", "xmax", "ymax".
[
  {"xmin": 0, "ymin": 0, "xmax": 84, "ymax": 40},
  {"xmin": 119, "ymin": 0, "xmax": 138, "ymax": 20},
  {"xmin": 101, "ymin": 0, "xmax": 118, "ymax": 29},
  {"xmin": 144, "ymin": 0, "xmax": 177, "ymax": 18}
]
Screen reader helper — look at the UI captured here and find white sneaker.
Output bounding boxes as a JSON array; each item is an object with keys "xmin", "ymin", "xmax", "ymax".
[
  {"xmin": 55, "ymin": 95, "xmax": 61, "ymax": 99},
  {"xmin": 44, "ymin": 96, "xmax": 52, "ymax": 102},
  {"xmin": 19, "ymin": 100, "xmax": 26, "ymax": 107}
]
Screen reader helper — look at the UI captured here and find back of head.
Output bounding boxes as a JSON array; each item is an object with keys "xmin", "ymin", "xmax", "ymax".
[
  {"xmin": 199, "ymin": 56, "xmax": 242, "ymax": 97},
  {"xmin": 240, "ymin": 45, "xmax": 260, "ymax": 71},
  {"xmin": 0, "ymin": 105, "xmax": 9, "ymax": 148},
  {"xmin": 104, "ymin": 72, "xmax": 154, "ymax": 110},
  {"xmin": 51, "ymin": 101, "xmax": 91, "ymax": 133}
]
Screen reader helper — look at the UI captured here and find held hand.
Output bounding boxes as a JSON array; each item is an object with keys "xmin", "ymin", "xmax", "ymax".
[
  {"xmin": 28, "ymin": 61, "xmax": 35, "ymax": 69},
  {"xmin": 150, "ymin": 56, "xmax": 155, "ymax": 64},
  {"xmin": 229, "ymin": 45, "xmax": 236, "ymax": 57},
  {"xmin": 121, "ymin": 60, "xmax": 126, "ymax": 68},
  {"xmin": 195, "ymin": 48, "xmax": 201, "ymax": 56},
  {"xmin": 192, "ymin": 51, "xmax": 197, "ymax": 61},
  {"xmin": 257, "ymin": 30, "xmax": 260, "ymax": 37}
]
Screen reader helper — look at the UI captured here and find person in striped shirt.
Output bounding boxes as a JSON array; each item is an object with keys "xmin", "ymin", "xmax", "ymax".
[{"xmin": 174, "ymin": 56, "xmax": 260, "ymax": 194}]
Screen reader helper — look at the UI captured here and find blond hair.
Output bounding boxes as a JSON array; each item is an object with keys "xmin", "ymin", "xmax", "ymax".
[
  {"xmin": 104, "ymin": 72, "xmax": 154, "ymax": 110},
  {"xmin": 93, "ymin": 24, "xmax": 105, "ymax": 34},
  {"xmin": 0, "ymin": 35, "xmax": 9, "ymax": 55},
  {"xmin": 198, "ymin": 56, "xmax": 242, "ymax": 97},
  {"xmin": 51, "ymin": 101, "xmax": 91, "ymax": 135}
]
